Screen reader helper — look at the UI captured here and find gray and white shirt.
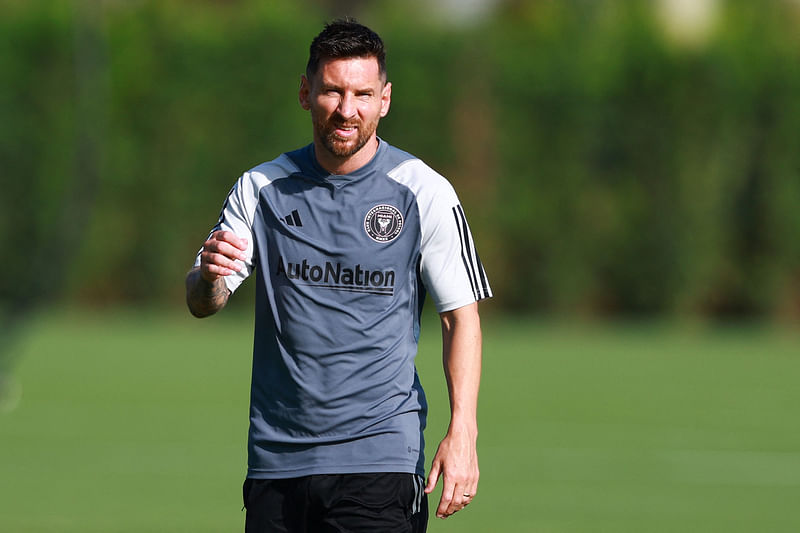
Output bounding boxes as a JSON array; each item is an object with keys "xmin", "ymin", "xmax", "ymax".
[{"xmin": 197, "ymin": 139, "xmax": 491, "ymax": 479}]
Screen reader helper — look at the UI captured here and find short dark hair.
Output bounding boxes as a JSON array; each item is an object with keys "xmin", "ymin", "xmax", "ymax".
[{"xmin": 306, "ymin": 18, "xmax": 386, "ymax": 81}]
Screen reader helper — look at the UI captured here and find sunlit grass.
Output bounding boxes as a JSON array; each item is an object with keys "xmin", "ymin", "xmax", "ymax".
[{"xmin": 1, "ymin": 309, "xmax": 799, "ymax": 532}]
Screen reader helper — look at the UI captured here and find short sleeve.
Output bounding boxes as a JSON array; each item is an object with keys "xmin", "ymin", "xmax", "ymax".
[
  {"xmin": 416, "ymin": 179, "xmax": 492, "ymax": 313},
  {"xmin": 193, "ymin": 172, "xmax": 259, "ymax": 294}
]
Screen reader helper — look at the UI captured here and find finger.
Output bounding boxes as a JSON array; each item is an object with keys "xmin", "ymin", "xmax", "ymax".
[
  {"xmin": 445, "ymin": 487, "xmax": 465, "ymax": 517},
  {"xmin": 200, "ymin": 262, "xmax": 237, "ymax": 282},
  {"xmin": 458, "ymin": 483, "xmax": 478, "ymax": 512},
  {"xmin": 424, "ymin": 461, "xmax": 441, "ymax": 495},
  {"xmin": 213, "ymin": 230, "xmax": 248, "ymax": 251},
  {"xmin": 461, "ymin": 477, "xmax": 477, "ymax": 496},
  {"xmin": 217, "ymin": 240, "xmax": 249, "ymax": 261},
  {"xmin": 204, "ymin": 257, "xmax": 241, "ymax": 274},
  {"xmin": 448, "ymin": 478, "xmax": 479, "ymax": 516},
  {"xmin": 201, "ymin": 251, "xmax": 243, "ymax": 274},
  {"xmin": 436, "ymin": 477, "xmax": 456, "ymax": 519},
  {"xmin": 204, "ymin": 237, "xmax": 248, "ymax": 262},
  {"xmin": 460, "ymin": 488, "xmax": 475, "ymax": 509}
]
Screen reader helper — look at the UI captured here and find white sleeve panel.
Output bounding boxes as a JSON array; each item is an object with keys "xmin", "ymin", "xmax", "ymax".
[
  {"xmin": 194, "ymin": 155, "xmax": 298, "ymax": 293},
  {"xmin": 388, "ymin": 159, "xmax": 492, "ymax": 313}
]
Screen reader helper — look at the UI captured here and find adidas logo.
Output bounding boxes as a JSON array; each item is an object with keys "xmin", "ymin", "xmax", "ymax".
[{"xmin": 283, "ymin": 209, "xmax": 303, "ymax": 227}]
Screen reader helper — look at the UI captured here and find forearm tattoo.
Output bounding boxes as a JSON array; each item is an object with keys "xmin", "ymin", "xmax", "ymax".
[{"xmin": 186, "ymin": 268, "xmax": 230, "ymax": 317}]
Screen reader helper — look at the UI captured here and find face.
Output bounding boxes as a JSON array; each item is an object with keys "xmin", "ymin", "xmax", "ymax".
[{"xmin": 300, "ymin": 56, "xmax": 391, "ymax": 167}]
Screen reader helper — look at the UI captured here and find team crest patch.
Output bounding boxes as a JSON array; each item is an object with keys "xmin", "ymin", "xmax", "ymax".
[{"xmin": 364, "ymin": 204, "xmax": 403, "ymax": 243}]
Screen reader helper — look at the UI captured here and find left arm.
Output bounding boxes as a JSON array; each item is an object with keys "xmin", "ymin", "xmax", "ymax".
[{"xmin": 424, "ymin": 301, "xmax": 483, "ymax": 519}]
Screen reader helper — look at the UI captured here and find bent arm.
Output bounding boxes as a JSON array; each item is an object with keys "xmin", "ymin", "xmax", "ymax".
[
  {"xmin": 185, "ymin": 266, "xmax": 230, "ymax": 318},
  {"xmin": 185, "ymin": 230, "xmax": 248, "ymax": 318}
]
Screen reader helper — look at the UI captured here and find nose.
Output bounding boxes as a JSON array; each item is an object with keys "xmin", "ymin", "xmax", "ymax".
[{"xmin": 337, "ymin": 93, "xmax": 357, "ymax": 120}]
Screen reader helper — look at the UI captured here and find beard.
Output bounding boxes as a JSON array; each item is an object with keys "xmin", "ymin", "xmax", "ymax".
[{"xmin": 314, "ymin": 113, "xmax": 379, "ymax": 160}]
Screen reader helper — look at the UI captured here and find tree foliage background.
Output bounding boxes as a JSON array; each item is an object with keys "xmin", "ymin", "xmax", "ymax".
[{"xmin": 3, "ymin": 0, "xmax": 800, "ymax": 321}]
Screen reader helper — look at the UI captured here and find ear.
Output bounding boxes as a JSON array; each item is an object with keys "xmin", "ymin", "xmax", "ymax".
[
  {"xmin": 380, "ymin": 81, "xmax": 392, "ymax": 118},
  {"xmin": 299, "ymin": 75, "xmax": 311, "ymax": 110}
]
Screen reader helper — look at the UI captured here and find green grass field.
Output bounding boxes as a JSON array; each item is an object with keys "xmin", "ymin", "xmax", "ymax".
[{"xmin": 2, "ymin": 309, "xmax": 799, "ymax": 532}]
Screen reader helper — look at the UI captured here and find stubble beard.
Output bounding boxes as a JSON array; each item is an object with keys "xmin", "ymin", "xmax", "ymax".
[{"xmin": 316, "ymin": 115, "xmax": 379, "ymax": 160}]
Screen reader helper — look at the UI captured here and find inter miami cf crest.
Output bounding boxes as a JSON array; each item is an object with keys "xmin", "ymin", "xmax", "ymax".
[{"xmin": 364, "ymin": 204, "xmax": 403, "ymax": 243}]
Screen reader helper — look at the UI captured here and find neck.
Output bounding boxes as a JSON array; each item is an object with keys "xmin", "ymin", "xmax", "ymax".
[{"xmin": 314, "ymin": 136, "xmax": 379, "ymax": 175}]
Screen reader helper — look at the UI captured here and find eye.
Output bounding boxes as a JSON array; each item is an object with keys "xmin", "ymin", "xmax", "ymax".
[{"xmin": 320, "ymin": 86, "xmax": 341, "ymax": 96}]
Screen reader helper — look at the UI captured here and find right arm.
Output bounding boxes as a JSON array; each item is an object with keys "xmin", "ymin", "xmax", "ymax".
[{"xmin": 185, "ymin": 230, "xmax": 248, "ymax": 318}]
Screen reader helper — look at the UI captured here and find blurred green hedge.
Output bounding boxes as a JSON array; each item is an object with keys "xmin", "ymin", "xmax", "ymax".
[{"xmin": 3, "ymin": 0, "xmax": 799, "ymax": 318}]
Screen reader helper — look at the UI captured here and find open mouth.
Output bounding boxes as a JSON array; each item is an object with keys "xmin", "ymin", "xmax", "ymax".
[{"xmin": 333, "ymin": 124, "xmax": 358, "ymax": 138}]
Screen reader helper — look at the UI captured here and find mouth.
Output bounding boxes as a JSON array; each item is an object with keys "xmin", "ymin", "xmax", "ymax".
[{"xmin": 332, "ymin": 123, "xmax": 358, "ymax": 139}]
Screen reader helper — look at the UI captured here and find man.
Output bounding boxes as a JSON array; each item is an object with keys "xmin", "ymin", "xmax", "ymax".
[{"xmin": 186, "ymin": 19, "xmax": 491, "ymax": 532}]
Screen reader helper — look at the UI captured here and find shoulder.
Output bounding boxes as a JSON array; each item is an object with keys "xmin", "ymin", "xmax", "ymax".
[
  {"xmin": 381, "ymin": 143, "xmax": 458, "ymax": 204},
  {"xmin": 244, "ymin": 152, "xmax": 302, "ymax": 188}
]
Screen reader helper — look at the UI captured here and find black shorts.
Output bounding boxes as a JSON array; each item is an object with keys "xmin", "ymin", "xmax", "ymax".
[{"xmin": 243, "ymin": 472, "xmax": 428, "ymax": 533}]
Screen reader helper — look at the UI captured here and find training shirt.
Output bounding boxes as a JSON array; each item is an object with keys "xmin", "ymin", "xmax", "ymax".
[{"xmin": 196, "ymin": 139, "xmax": 491, "ymax": 479}]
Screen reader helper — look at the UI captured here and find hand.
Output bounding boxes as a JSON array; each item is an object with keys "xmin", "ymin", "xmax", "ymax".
[
  {"xmin": 199, "ymin": 230, "xmax": 248, "ymax": 283},
  {"xmin": 424, "ymin": 426, "xmax": 479, "ymax": 519}
]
